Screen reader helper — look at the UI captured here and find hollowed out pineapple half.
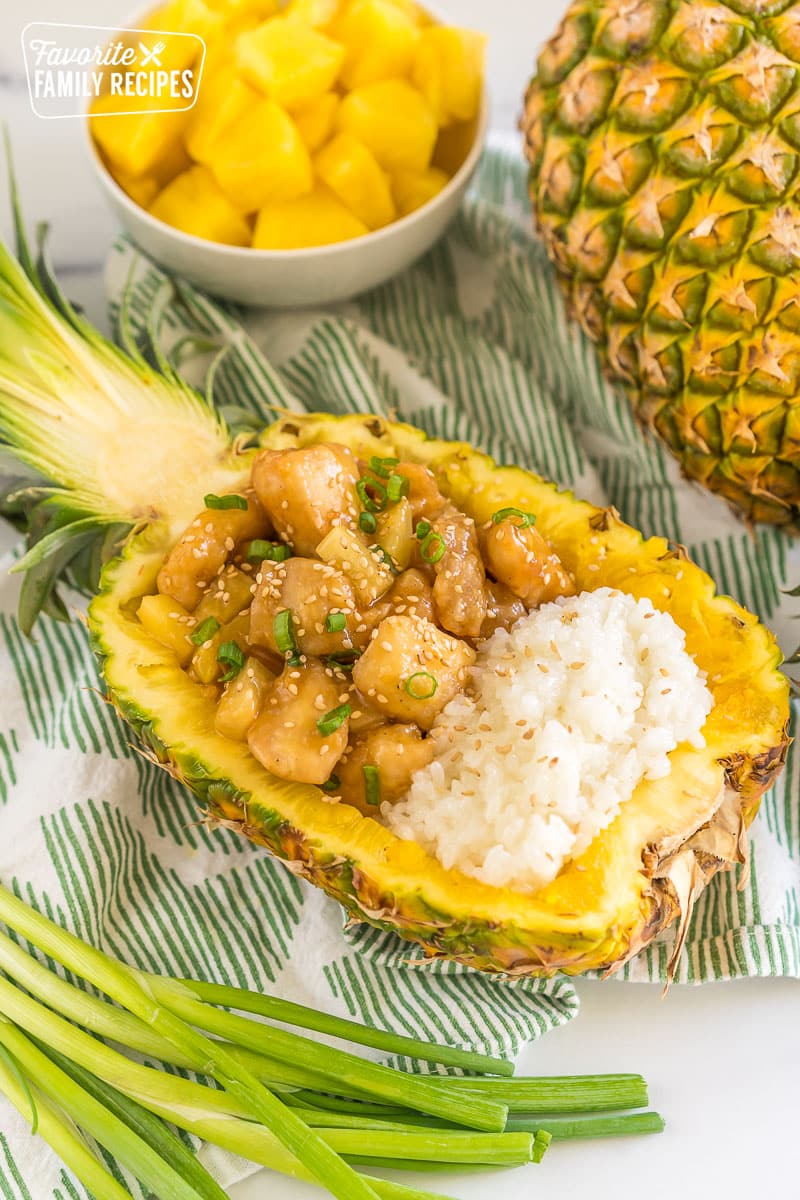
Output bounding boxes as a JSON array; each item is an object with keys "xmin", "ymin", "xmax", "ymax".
[
  {"xmin": 522, "ymin": 0, "xmax": 800, "ymax": 529},
  {"xmin": 0, "ymin": 224, "xmax": 789, "ymax": 978}
]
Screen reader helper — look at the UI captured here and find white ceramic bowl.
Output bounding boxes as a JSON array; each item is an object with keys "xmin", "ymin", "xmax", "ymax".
[{"xmin": 87, "ymin": 89, "xmax": 488, "ymax": 308}]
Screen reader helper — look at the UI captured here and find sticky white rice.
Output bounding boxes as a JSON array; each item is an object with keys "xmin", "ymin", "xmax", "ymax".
[{"xmin": 384, "ymin": 587, "xmax": 713, "ymax": 893}]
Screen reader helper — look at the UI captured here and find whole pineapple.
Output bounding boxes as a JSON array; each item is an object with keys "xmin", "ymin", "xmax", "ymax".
[{"xmin": 522, "ymin": 0, "xmax": 800, "ymax": 529}]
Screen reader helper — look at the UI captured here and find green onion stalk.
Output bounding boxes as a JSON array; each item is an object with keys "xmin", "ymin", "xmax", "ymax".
[{"xmin": 0, "ymin": 880, "xmax": 665, "ymax": 1200}]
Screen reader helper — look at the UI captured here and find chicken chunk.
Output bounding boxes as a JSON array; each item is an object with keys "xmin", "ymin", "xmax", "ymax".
[
  {"xmin": 332, "ymin": 724, "xmax": 435, "ymax": 817},
  {"xmin": 480, "ymin": 580, "xmax": 526, "ymax": 638},
  {"xmin": 252, "ymin": 444, "xmax": 361, "ymax": 557},
  {"xmin": 157, "ymin": 491, "xmax": 267, "ymax": 610},
  {"xmin": 480, "ymin": 517, "xmax": 575, "ymax": 608},
  {"xmin": 247, "ymin": 658, "xmax": 350, "ymax": 785},
  {"xmin": 249, "ymin": 557, "xmax": 358, "ymax": 658},
  {"xmin": 394, "ymin": 462, "xmax": 447, "ymax": 523},
  {"xmin": 356, "ymin": 568, "xmax": 435, "ymax": 644},
  {"xmin": 426, "ymin": 507, "xmax": 487, "ymax": 638},
  {"xmin": 352, "ymin": 614, "xmax": 475, "ymax": 730}
]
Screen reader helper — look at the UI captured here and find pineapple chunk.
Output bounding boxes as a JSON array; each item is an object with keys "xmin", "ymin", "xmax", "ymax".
[
  {"xmin": 206, "ymin": 0, "xmax": 280, "ymax": 18},
  {"xmin": 184, "ymin": 67, "xmax": 260, "ymax": 163},
  {"xmin": 215, "ymin": 656, "xmax": 275, "ymax": 741},
  {"xmin": 411, "ymin": 27, "xmax": 486, "ymax": 125},
  {"xmin": 293, "ymin": 92, "xmax": 339, "ymax": 152},
  {"xmin": 210, "ymin": 99, "xmax": 313, "ymax": 212},
  {"xmin": 337, "ymin": 80, "xmax": 437, "ymax": 172},
  {"xmin": 153, "ymin": 0, "xmax": 225, "ymax": 47},
  {"xmin": 284, "ymin": 0, "xmax": 341, "ymax": 27},
  {"xmin": 334, "ymin": 0, "xmax": 419, "ymax": 90},
  {"xmin": 374, "ymin": 496, "xmax": 413, "ymax": 568},
  {"xmin": 91, "ymin": 96, "xmax": 191, "ymax": 179},
  {"xmin": 382, "ymin": 0, "xmax": 426, "ymax": 25},
  {"xmin": 392, "ymin": 166, "xmax": 449, "ymax": 216},
  {"xmin": 150, "ymin": 166, "xmax": 252, "ymax": 245},
  {"xmin": 236, "ymin": 19, "xmax": 345, "ymax": 109},
  {"xmin": 113, "ymin": 172, "xmax": 161, "ymax": 209},
  {"xmin": 252, "ymin": 184, "xmax": 367, "ymax": 248},
  {"xmin": 316, "ymin": 525, "xmax": 393, "ymax": 606},
  {"xmin": 191, "ymin": 611, "xmax": 251, "ymax": 685},
  {"xmin": 315, "ymin": 133, "xmax": 396, "ymax": 229},
  {"xmin": 432, "ymin": 119, "xmax": 477, "ymax": 176},
  {"xmin": 137, "ymin": 594, "xmax": 196, "ymax": 666}
]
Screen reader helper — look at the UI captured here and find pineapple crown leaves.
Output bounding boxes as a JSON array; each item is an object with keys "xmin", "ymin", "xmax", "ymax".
[{"xmin": 0, "ymin": 134, "xmax": 236, "ymax": 633}]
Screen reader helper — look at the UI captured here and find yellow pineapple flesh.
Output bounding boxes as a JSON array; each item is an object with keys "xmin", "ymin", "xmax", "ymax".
[
  {"xmin": 337, "ymin": 79, "xmax": 438, "ymax": 171},
  {"xmin": 315, "ymin": 132, "xmax": 396, "ymax": 229},
  {"xmin": 209, "ymin": 98, "xmax": 313, "ymax": 211},
  {"xmin": 150, "ymin": 166, "xmax": 252, "ymax": 245},
  {"xmin": 252, "ymin": 184, "xmax": 368, "ymax": 247},
  {"xmin": 334, "ymin": 0, "xmax": 420, "ymax": 89},
  {"xmin": 236, "ymin": 18, "xmax": 345, "ymax": 109}
]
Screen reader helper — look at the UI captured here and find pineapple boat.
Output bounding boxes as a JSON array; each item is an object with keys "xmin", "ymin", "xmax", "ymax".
[
  {"xmin": 0, "ymin": 216, "xmax": 789, "ymax": 979},
  {"xmin": 522, "ymin": 0, "xmax": 800, "ymax": 529}
]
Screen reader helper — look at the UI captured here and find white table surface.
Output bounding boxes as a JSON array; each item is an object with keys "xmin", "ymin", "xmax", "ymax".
[{"xmin": 1, "ymin": 3, "xmax": 798, "ymax": 1198}]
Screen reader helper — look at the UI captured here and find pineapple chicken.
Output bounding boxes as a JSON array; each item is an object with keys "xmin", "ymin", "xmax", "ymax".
[
  {"xmin": 0, "ymin": 216, "xmax": 789, "ymax": 980},
  {"xmin": 522, "ymin": 0, "xmax": 800, "ymax": 528}
]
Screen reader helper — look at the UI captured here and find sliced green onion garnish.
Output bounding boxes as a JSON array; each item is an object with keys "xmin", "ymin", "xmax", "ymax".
[
  {"xmin": 325, "ymin": 651, "xmax": 361, "ymax": 672},
  {"xmin": 218, "ymin": 641, "xmax": 245, "ymax": 682},
  {"xmin": 420, "ymin": 531, "xmax": 445, "ymax": 564},
  {"xmin": 248, "ymin": 539, "xmax": 291, "ymax": 562},
  {"xmin": 492, "ymin": 507, "xmax": 537, "ymax": 528},
  {"xmin": 386, "ymin": 474, "xmax": 409, "ymax": 503},
  {"xmin": 325, "ymin": 612, "xmax": 347, "ymax": 633},
  {"xmin": 273, "ymin": 609, "xmax": 297, "ymax": 657},
  {"xmin": 415, "ymin": 520, "xmax": 431, "ymax": 540},
  {"xmin": 368, "ymin": 456, "xmax": 399, "ymax": 479},
  {"xmin": 356, "ymin": 477, "xmax": 387, "ymax": 513},
  {"xmin": 190, "ymin": 616, "xmax": 220, "ymax": 646},
  {"xmin": 404, "ymin": 672, "xmax": 438, "ymax": 700},
  {"xmin": 204, "ymin": 493, "xmax": 248, "ymax": 511},
  {"xmin": 316, "ymin": 704, "xmax": 352, "ymax": 736},
  {"xmin": 372, "ymin": 546, "xmax": 398, "ymax": 573},
  {"xmin": 363, "ymin": 765, "xmax": 381, "ymax": 806},
  {"xmin": 358, "ymin": 511, "xmax": 377, "ymax": 534},
  {"xmin": 321, "ymin": 775, "xmax": 341, "ymax": 794}
]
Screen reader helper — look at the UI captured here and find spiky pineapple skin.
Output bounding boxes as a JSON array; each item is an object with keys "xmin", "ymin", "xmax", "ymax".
[
  {"xmin": 522, "ymin": 0, "xmax": 800, "ymax": 528},
  {"xmin": 89, "ymin": 414, "xmax": 790, "ymax": 979}
]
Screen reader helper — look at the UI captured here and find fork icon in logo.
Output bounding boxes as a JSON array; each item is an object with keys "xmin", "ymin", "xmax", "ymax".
[{"xmin": 138, "ymin": 40, "xmax": 167, "ymax": 67}]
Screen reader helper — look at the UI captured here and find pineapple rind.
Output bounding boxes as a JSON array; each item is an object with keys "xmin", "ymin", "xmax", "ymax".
[
  {"xmin": 522, "ymin": 0, "xmax": 800, "ymax": 529},
  {"xmin": 89, "ymin": 414, "xmax": 790, "ymax": 977}
]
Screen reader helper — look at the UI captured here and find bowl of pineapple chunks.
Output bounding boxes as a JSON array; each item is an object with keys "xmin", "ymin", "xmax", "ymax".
[{"xmin": 88, "ymin": 0, "xmax": 488, "ymax": 306}]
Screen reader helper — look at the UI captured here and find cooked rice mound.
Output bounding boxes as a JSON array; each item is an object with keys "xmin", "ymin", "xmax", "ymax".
[{"xmin": 384, "ymin": 587, "xmax": 713, "ymax": 893}]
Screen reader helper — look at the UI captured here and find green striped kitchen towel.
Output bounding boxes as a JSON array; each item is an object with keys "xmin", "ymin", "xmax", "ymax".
[{"xmin": 0, "ymin": 145, "xmax": 798, "ymax": 1198}]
